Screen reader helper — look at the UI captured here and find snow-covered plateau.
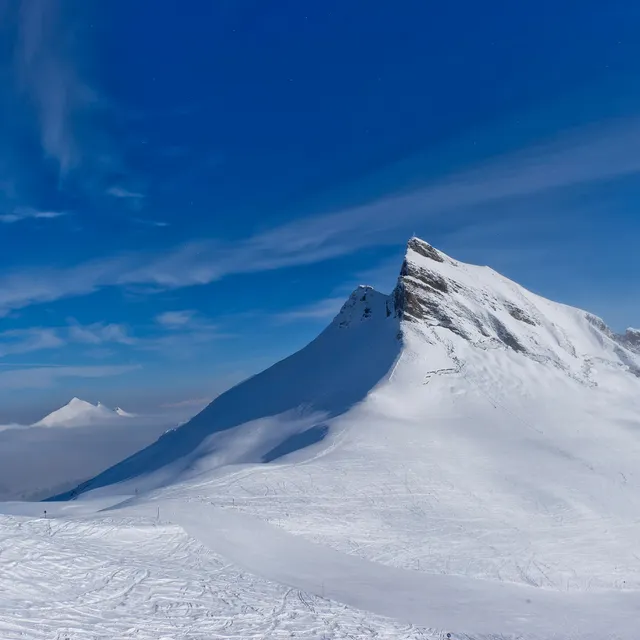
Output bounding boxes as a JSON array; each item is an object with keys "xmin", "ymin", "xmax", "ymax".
[{"xmin": 1, "ymin": 237, "xmax": 639, "ymax": 639}]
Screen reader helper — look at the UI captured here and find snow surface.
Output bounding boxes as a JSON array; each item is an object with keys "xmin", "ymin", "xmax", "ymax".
[{"xmin": 2, "ymin": 237, "xmax": 640, "ymax": 638}]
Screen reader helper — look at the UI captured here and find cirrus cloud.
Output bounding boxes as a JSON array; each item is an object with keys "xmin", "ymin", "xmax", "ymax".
[{"xmin": 0, "ymin": 117, "xmax": 639, "ymax": 316}]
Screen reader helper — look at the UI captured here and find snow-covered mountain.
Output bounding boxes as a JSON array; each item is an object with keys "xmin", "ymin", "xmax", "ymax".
[
  {"xmin": 62, "ymin": 236, "xmax": 640, "ymax": 499},
  {"xmin": 33, "ymin": 397, "xmax": 132, "ymax": 428},
  {"xmin": 39, "ymin": 237, "xmax": 640, "ymax": 638},
  {"xmin": 115, "ymin": 407, "xmax": 136, "ymax": 418}
]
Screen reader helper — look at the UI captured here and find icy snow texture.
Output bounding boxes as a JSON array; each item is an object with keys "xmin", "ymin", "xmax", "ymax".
[{"xmin": 2, "ymin": 237, "xmax": 639, "ymax": 639}]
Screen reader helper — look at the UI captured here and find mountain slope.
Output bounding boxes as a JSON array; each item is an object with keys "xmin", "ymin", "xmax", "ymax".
[
  {"xmin": 38, "ymin": 237, "xmax": 640, "ymax": 636},
  {"xmin": 57, "ymin": 285, "xmax": 401, "ymax": 497},
  {"xmin": 61, "ymin": 237, "xmax": 640, "ymax": 500}
]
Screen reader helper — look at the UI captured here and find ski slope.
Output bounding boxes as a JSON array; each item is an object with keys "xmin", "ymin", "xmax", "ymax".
[
  {"xmin": 0, "ymin": 498, "xmax": 439, "ymax": 640},
  {"xmin": 2, "ymin": 237, "xmax": 639, "ymax": 638},
  {"xmin": 1, "ymin": 495, "xmax": 637, "ymax": 639}
]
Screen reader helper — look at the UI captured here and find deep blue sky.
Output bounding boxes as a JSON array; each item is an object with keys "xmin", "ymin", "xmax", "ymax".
[{"xmin": 1, "ymin": 0, "xmax": 639, "ymax": 422}]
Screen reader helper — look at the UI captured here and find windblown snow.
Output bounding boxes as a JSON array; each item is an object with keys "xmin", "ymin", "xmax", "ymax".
[{"xmin": 2, "ymin": 237, "xmax": 640, "ymax": 639}]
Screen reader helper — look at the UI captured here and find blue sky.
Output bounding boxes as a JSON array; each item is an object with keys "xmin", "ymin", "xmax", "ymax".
[{"xmin": 1, "ymin": 0, "xmax": 639, "ymax": 422}]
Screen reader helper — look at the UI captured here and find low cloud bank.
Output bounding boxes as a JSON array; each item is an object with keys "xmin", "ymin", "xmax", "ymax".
[{"xmin": 0, "ymin": 416, "xmax": 180, "ymax": 501}]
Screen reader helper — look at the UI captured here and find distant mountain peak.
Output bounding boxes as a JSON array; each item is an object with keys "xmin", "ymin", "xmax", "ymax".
[
  {"xmin": 34, "ymin": 397, "xmax": 128, "ymax": 428},
  {"xmin": 115, "ymin": 407, "xmax": 136, "ymax": 417}
]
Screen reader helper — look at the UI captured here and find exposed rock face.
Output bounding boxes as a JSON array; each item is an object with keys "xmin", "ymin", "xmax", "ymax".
[
  {"xmin": 391, "ymin": 239, "xmax": 527, "ymax": 351},
  {"xmin": 333, "ymin": 238, "xmax": 637, "ymax": 375},
  {"xmin": 406, "ymin": 237, "xmax": 445, "ymax": 263},
  {"xmin": 617, "ymin": 328, "xmax": 640, "ymax": 355},
  {"xmin": 505, "ymin": 302, "xmax": 537, "ymax": 326},
  {"xmin": 334, "ymin": 285, "xmax": 390, "ymax": 329}
]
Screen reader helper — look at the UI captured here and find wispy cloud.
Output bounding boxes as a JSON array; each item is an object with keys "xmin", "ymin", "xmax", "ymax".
[
  {"xmin": 106, "ymin": 186, "xmax": 146, "ymax": 213},
  {"xmin": 1, "ymin": 118, "xmax": 639, "ymax": 314},
  {"xmin": 274, "ymin": 297, "xmax": 346, "ymax": 323},
  {"xmin": 0, "ymin": 255, "xmax": 128, "ymax": 316},
  {"xmin": 0, "ymin": 364, "xmax": 140, "ymax": 389},
  {"xmin": 6, "ymin": 1, "xmax": 135, "ymax": 205},
  {"xmin": 155, "ymin": 310, "xmax": 196, "ymax": 328},
  {"xmin": 67, "ymin": 321, "xmax": 136, "ymax": 346},
  {"xmin": 0, "ymin": 207, "xmax": 66, "ymax": 224},
  {"xmin": 0, "ymin": 328, "xmax": 64, "ymax": 357},
  {"xmin": 0, "ymin": 321, "xmax": 136, "ymax": 359},
  {"xmin": 133, "ymin": 217, "xmax": 169, "ymax": 228},
  {"xmin": 146, "ymin": 311, "xmax": 227, "ymax": 357},
  {"xmin": 161, "ymin": 396, "xmax": 212, "ymax": 410},
  {"xmin": 106, "ymin": 186, "xmax": 145, "ymax": 200},
  {"xmin": 13, "ymin": 0, "xmax": 94, "ymax": 176}
]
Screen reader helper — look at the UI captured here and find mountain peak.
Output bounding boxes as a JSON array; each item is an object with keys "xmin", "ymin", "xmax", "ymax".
[
  {"xmin": 333, "ymin": 285, "xmax": 392, "ymax": 328},
  {"xmin": 56, "ymin": 235, "xmax": 640, "ymax": 509},
  {"xmin": 406, "ymin": 236, "xmax": 446, "ymax": 263},
  {"xmin": 34, "ymin": 397, "xmax": 121, "ymax": 428}
]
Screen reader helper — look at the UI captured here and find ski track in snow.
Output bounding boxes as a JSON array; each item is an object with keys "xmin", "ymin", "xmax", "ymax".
[{"xmin": 0, "ymin": 504, "xmax": 445, "ymax": 640}]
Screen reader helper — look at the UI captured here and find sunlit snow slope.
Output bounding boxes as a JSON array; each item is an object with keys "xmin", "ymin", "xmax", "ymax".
[{"xmin": 42, "ymin": 237, "xmax": 640, "ymax": 638}]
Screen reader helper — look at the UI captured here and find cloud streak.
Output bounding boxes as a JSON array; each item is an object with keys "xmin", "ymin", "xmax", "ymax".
[
  {"xmin": 0, "ymin": 328, "xmax": 64, "ymax": 357},
  {"xmin": 107, "ymin": 186, "xmax": 145, "ymax": 200},
  {"xmin": 0, "ymin": 365, "xmax": 140, "ymax": 389},
  {"xmin": 5, "ymin": 1, "xmax": 132, "ymax": 204},
  {"xmin": 143, "ymin": 311, "xmax": 228, "ymax": 358},
  {"xmin": 67, "ymin": 321, "xmax": 136, "ymax": 346},
  {"xmin": 107, "ymin": 187, "xmax": 146, "ymax": 212},
  {"xmin": 1, "ymin": 117, "xmax": 639, "ymax": 314},
  {"xmin": 0, "ymin": 207, "xmax": 66, "ymax": 224},
  {"xmin": 14, "ymin": 0, "xmax": 94, "ymax": 176},
  {"xmin": 155, "ymin": 310, "xmax": 197, "ymax": 328},
  {"xmin": 274, "ymin": 297, "xmax": 346, "ymax": 323},
  {"xmin": 0, "ymin": 322, "xmax": 135, "ymax": 359}
]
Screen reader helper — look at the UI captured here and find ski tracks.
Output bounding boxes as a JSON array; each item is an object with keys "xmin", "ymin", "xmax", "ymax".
[{"xmin": 0, "ymin": 510, "xmax": 443, "ymax": 640}]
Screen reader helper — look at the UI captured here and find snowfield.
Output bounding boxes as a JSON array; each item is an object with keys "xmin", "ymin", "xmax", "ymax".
[
  {"xmin": 0, "ymin": 500, "xmax": 440, "ymax": 640},
  {"xmin": 1, "ymin": 237, "xmax": 639, "ymax": 639}
]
